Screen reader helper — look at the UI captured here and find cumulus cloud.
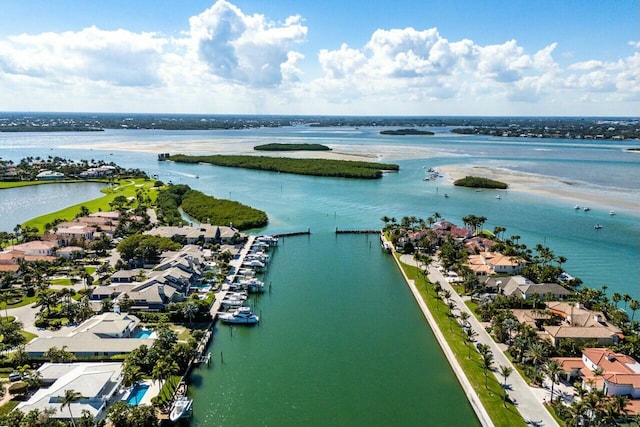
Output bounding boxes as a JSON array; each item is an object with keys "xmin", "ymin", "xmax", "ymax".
[
  {"xmin": 188, "ymin": 0, "xmax": 307, "ymax": 87},
  {"xmin": 0, "ymin": 26, "xmax": 166, "ymax": 86},
  {"xmin": 0, "ymin": 0, "xmax": 636, "ymax": 115}
]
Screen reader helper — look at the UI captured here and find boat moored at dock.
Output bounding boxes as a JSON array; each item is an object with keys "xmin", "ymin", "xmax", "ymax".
[{"xmin": 219, "ymin": 306, "xmax": 260, "ymax": 324}]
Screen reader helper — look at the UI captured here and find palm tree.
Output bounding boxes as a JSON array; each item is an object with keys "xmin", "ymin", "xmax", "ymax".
[
  {"xmin": 622, "ymin": 294, "xmax": 632, "ymax": 310},
  {"xmin": 629, "ymin": 299, "xmax": 639, "ymax": 321},
  {"xmin": 464, "ymin": 327, "xmax": 477, "ymax": 359},
  {"xmin": 498, "ymin": 364, "xmax": 513, "ymax": 388},
  {"xmin": 544, "ymin": 360, "xmax": 563, "ymax": 403},
  {"xmin": 524, "ymin": 342, "xmax": 548, "ymax": 369},
  {"xmin": 182, "ymin": 301, "xmax": 198, "ymax": 324},
  {"xmin": 478, "ymin": 345, "xmax": 494, "ymax": 389},
  {"xmin": 458, "ymin": 311, "xmax": 471, "ymax": 328},
  {"xmin": 60, "ymin": 389, "xmax": 83, "ymax": 427},
  {"xmin": 611, "ymin": 292, "xmax": 622, "ymax": 309}
]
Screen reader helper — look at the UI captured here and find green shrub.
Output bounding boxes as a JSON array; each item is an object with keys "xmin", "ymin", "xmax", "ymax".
[
  {"xmin": 453, "ymin": 176, "xmax": 508, "ymax": 189},
  {"xmin": 8, "ymin": 381, "xmax": 28, "ymax": 395}
]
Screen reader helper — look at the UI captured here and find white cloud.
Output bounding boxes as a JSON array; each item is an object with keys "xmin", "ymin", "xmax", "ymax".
[
  {"xmin": 0, "ymin": 26, "xmax": 166, "ymax": 86},
  {"xmin": 0, "ymin": 0, "xmax": 636, "ymax": 115},
  {"xmin": 188, "ymin": 0, "xmax": 307, "ymax": 87}
]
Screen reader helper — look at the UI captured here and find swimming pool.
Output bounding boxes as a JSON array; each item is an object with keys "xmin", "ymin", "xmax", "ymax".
[
  {"xmin": 126, "ymin": 384, "xmax": 149, "ymax": 406},
  {"xmin": 133, "ymin": 329, "xmax": 152, "ymax": 339}
]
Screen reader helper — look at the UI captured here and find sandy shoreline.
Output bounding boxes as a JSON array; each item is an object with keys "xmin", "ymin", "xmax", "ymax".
[
  {"xmin": 437, "ymin": 164, "xmax": 640, "ymax": 213},
  {"xmin": 63, "ymin": 139, "xmax": 639, "ymax": 213}
]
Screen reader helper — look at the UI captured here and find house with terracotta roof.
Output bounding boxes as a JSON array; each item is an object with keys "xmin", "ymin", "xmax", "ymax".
[
  {"xmin": 468, "ymin": 251, "xmax": 525, "ymax": 277},
  {"xmin": 6, "ymin": 240, "xmax": 58, "ymax": 256},
  {"xmin": 553, "ymin": 348, "xmax": 640, "ymax": 414},
  {"xmin": 541, "ymin": 301, "xmax": 623, "ymax": 347}
]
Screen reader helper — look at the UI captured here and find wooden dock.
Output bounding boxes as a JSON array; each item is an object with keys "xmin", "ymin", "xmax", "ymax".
[
  {"xmin": 335, "ymin": 228, "xmax": 381, "ymax": 234},
  {"xmin": 273, "ymin": 229, "xmax": 310, "ymax": 238}
]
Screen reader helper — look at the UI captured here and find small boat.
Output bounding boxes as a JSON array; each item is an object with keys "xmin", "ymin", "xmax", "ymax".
[
  {"xmin": 584, "ymin": 206, "xmax": 591, "ymax": 211},
  {"xmin": 496, "ymin": 195, "xmax": 502, "ymax": 199},
  {"xmin": 195, "ymin": 175, "xmax": 199, "ymax": 179},
  {"xmin": 594, "ymin": 224, "xmax": 602, "ymax": 230},
  {"xmin": 574, "ymin": 205, "xmax": 580, "ymax": 210},
  {"xmin": 444, "ymin": 194, "xmax": 449, "ymax": 198},
  {"xmin": 169, "ymin": 395, "xmax": 193, "ymax": 421},
  {"xmin": 609, "ymin": 210, "xmax": 616, "ymax": 215},
  {"xmin": 219, "ymin": 306, "xmax": 260, "ymax": 324}
]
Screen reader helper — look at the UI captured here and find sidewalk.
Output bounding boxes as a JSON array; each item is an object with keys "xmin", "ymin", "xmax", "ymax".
[{"xmin": 399, "ymin": 254, "xmax": 558, "ymax": 427}]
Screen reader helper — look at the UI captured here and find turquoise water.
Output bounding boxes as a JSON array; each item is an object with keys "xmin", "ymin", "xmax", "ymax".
[
  {"xmin": 126, "ymin": 384, "xmax": 149, "ymax": 406},
  {"xmin": 1, "ymin": 126, "xmax": 638, "ymax": 425},
  {"xmin": 133, "ymin": 329, "xmax": 152, "ymax": 339},
  {"xmin": 190, "ymin": 234, "xmax": 478, "ymax": 427}
]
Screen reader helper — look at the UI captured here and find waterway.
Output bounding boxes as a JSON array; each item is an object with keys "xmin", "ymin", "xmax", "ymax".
[
  {"xmin": 1, "ymin": 126, "xmax": 638, "ymax": 425},
  {"xmin": 190, "ymin": 233, "xmax": 478, "ymax": 427}
]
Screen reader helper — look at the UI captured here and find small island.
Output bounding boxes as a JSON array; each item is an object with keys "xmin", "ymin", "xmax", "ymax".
[
  {"xmin": 254, "ymin": 143, "xmax": 331, "ymax": 151},
  {"xmin": 380, "ymin": 128, "xmax": 435, "ymax": 136},
  {"xmin": 165, "ymin": 154, "xmax": 399, "ymax": 179},
  {"xmin": 453, "ymin": 176, "xmax": 508, "ymax": 189}
]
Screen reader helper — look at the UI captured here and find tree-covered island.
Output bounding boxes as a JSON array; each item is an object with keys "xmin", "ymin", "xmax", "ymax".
[
  {"xmin": 380, "ymin": 128, "xmax": 435, "ymax": 136},
  {"xmin": 254, "ymin": 143, "xmax": 332, "ymax": 151},
  {"xmin": 453, "ymin": 176, "xmax": 508, "ymax": 189},
  {"xmin": 164, "ymin": 154, "xmax": 399, "ymax": 179}
]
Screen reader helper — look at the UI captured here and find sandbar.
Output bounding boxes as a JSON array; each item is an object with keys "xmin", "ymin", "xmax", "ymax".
[{"xmin": 438, "ymin": 164, "xmax": 640, "ymax": 213}]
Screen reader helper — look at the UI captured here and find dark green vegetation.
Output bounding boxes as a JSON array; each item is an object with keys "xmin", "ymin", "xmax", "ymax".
[
  {"xmin": 155, "ymin": 184, "xmax": 268, "ymax": 230},
  {"xmin": 380, "ymin": 128, "xmax": 434, "ymax": 135},
  {"xmin": 168, "ymin": 154, "xmax": 399, "ymax": 179},
  {"xmin": 182, "ymin": 189, "xmax": 267, "ymax": 229},
  {"xmin": 3, "ymin": 113, "xmax": 637, "ymax": 139},
  {"xmin": 454, "ymin": 176, "xmax": 508, "ymax": 189},
  {"xmin": 254, "ymin": 143, "xmax": 331, "ymax": 151}
]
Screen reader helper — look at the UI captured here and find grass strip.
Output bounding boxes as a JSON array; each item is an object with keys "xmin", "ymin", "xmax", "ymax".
[
  {"xmin": 21, "ymin": 178, "xmax": 158, "ymax": 232},
  {"xmin": 397, "ymin": 259, "xmax": 527, "ymax": 427}
]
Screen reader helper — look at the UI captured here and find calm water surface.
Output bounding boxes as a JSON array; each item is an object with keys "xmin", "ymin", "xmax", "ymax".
[
  {"xmin": 190, "ymin": 234, "xmax": 478, "ymax": 427},
  {"xmin": 1, "ymin": 127, "xmax": 638, "ymax": 425}
]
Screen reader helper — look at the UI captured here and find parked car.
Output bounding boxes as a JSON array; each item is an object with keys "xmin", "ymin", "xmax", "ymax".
[{"xmin": 9, "ymin": 372, "xmax": 21, "ymax": 382}]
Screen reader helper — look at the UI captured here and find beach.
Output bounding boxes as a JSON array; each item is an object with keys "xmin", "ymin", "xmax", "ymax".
[{"xmin": 437, "ymin": 164, "xmax": 640, "ymax": 213}]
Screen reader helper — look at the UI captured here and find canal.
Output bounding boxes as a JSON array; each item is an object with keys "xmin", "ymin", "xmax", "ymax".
[{"xmin": 189, "ymin": 233, "xmax": 479, "ymax": 426}]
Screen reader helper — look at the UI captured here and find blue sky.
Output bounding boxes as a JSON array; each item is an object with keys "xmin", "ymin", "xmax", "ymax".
[{"xmin": 0, "ymin": 0, "xmax": 637, "ymax": 115}]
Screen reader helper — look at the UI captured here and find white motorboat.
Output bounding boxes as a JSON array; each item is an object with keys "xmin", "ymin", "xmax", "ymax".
[
  {"xmin": 609, "ymin": 210, "xmax": 616, "ymax": 215},
  {"xmin": 584, "ymin": 206, "xmax": 591, "ymax": 211},
  {"xmin": 169, "ymin": 395, "xmax": 193, "ymax": 421},
  {"xmin": 243, "ymin": 259, "xmax": 265, "ymax": 269},
  {"xmin": 219, "ymin": 306, "xmax": 259, "ymax": 324},
  {"xmin": 496, "ymin": 195, "xmax": 501, "ymax": 199},
  {"xmin": 574, "ymin": 205, "xmax": 580, "ymax": 210},
  {"xmin": 241, "ymin": 278, "xmax": 265, "ymax": 293},
  {"xmin": 594, "ymin": 224, "xmax": 602, "ymax": 230}
]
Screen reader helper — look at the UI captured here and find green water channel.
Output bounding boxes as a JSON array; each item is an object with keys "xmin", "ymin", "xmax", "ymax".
[{"xmin": 189, "ymin": 233, "xmax": 479, "ymax": 426}]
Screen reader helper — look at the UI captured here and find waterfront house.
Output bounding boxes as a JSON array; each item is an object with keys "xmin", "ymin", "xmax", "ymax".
[
  {"xmin": 25, "ymin": 312, "xmax": 153, "ymax": 357},
  {"xmin": 36, "ymin": 170, "xmax": 65, "ymax": 180},
  {"xmin": 15, "ymin": 362, "xmax": 123, "ymax": 425},
  {"xmin": 553, "ymin": 348, "xmax": 640, "ymax": 415},
  {"xmin": 146, "ymin": 224, "xmax": 240, "ymax": 244},
  {"xmin": 56, "ymin": 246, "xmax": 85, "ymax": 259},
  {"xmin": 541, "ymin": 301, "xmax": 623, "ymax": 347},
  {"xmin": 5, "ymin": 240, "xmax": 58, "ymax": 256},
  {"xmin": 55, "ymin": 224, "xmax": 96, "ymax": 246},
  {"xmin": 485, "ymin": 275, "xmax": 571, "ymax": 300},
  {"xmin": 468, "ymin": 251, "xmax": 526, "ymax": 277}
]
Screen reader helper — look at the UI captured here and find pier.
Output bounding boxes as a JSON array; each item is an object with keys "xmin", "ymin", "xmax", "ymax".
[
  {"xmin": 335, "ymin": 227, "xmax": 381, "ymax": 234},
  {"xmin": 273, "ymin": 229, "xmax": 310, "ymax": 238}
]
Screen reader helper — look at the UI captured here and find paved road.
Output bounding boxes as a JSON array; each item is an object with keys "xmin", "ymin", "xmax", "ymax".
[{"xmin": 400, "ymin": 255, "xmax": 559, "ymax": 427}]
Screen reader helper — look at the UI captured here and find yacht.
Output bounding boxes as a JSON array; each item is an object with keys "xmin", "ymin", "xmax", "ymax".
[
  {"xmin": 219, "ymin": 306, "xmax": 260, "ymax": 324},
  {"xmin": 169, "ymin": 395, "xmax": 193, "ymax": 422}
]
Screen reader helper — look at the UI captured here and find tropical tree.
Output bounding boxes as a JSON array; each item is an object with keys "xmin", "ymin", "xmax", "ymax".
[
  {"xmin": 61, "ymin": 389, "xmax": 83, "ymax": 427},
  {"xmin": 499, "ymin": 364, "xmax": 514, "ymax": 388},
  {"xmin": 182, "ymin": 301, "xmax": 198, "ymax": 324},
  {"xmin": 151, "ymin": 358, "xmax": 179, "ymax": 388},
  {"xmin": 458, "ymin": 311, "xmax": 471, "ymax": 328},
  {"xmin": 477, "ymin": 343, "xmax": 494, "ymax": 389},
  {"xmin": 544, "ymin": 360, "xmax": 563, "ymax": 403},
  {"xmin": 464, "ymin": 327, "xmax": 477, "ymax": 359},
  {"xmin": 629, "ymin": 299, "xmax": 639, "ymax": 322}
]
